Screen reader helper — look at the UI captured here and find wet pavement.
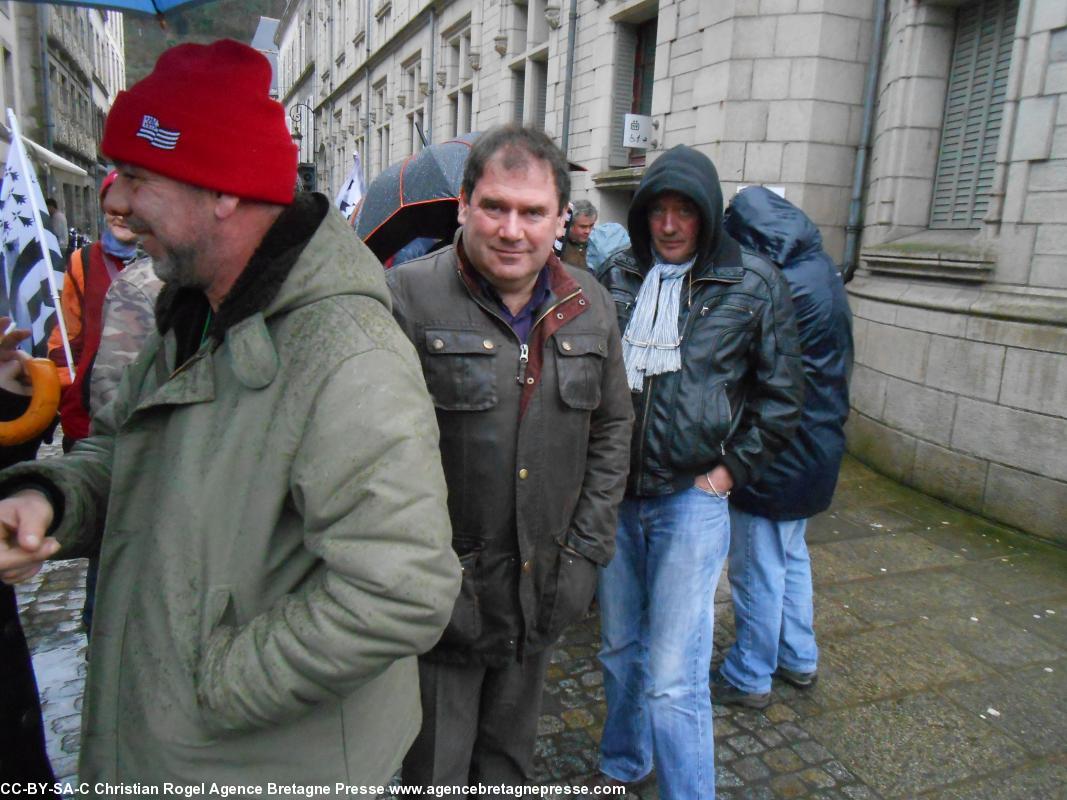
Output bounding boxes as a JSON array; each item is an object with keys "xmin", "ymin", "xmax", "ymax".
[{"xmin": 16, "ymin": 455, "xmax": 1067, "ymax": 798}]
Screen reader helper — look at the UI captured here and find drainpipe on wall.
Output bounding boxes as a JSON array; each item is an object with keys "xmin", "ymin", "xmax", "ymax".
[
  {"xmin": 559, "ymin": 0, "xmax": 578, "ymax": 156},
  {"xmin": 37, "ymin": 5, "xmax": 54, "ymax": 154},
  {"xmin": 363, "ymin": 0, "xmax": 372, "ymax": 185},
  {"xmin": 842, "ymin": 0, "xmax": 888, "ymax": 283},
  {"xmin": 427, "ymin": 6, "xmax": 436, "ymax": 146}
]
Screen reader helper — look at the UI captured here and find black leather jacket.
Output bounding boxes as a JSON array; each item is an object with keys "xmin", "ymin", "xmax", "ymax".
[{"xmin": 598, "ymin": 145, "xmax": 804, "ymax": 496}]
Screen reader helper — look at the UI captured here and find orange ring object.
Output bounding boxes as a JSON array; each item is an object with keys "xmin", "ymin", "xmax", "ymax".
[{"xmin": 0, "ymin": 358, "xmax": 60, "ymax": 446}]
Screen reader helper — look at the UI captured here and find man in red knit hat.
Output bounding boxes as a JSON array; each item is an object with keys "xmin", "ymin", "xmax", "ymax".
[{"xmin": 0, "ymin": 39, "xmax": 460, "ymax": 791}]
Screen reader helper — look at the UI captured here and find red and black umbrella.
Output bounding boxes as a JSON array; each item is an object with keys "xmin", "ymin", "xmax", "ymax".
[{"xmin": 355, "ymin": 132, "xmax": 476, "ymax": 262}]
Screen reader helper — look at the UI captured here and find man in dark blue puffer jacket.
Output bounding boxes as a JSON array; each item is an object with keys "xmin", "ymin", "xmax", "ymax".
[{"xmin": 713, "ymin": 186, "xmax": 854, "ymax": 708}]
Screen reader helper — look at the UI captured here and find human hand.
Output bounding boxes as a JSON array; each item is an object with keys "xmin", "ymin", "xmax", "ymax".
[
  {"xmin": 0, "ymin": 350, "xmax": 33, "ymax": 396},
  {"xmin": 0, "ymin": 489, "xmax": 59, "ymax": 584},
  {"xmin": 0, "ymin": 316, "xmax": 32, "ymax": 395},
  {"xmin": 694, "ymin": 465, "xmax": 734, "ymax": 497},
  {"xmin": 0, "ymin": 316, "xmax": 31, "ymax": 352}
]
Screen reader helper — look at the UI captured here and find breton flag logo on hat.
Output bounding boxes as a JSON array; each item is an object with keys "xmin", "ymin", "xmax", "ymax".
[{"xmin": 136, "ymin": 115, "xmax": 180, "ymax": 151}]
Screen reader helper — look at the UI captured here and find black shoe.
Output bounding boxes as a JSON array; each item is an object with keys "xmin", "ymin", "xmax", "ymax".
[
  {"xmin": 711, "ymin": 670, "xmax": 771, "ymax": 709},
  {"xmin": 774, "ymin": 666, "xmax": 818, "ymax": 689}
]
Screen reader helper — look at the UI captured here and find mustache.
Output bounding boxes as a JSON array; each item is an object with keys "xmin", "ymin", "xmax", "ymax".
[{"xmin": 123, "ymin": 217, "xmax": 151, "ymax": 236}]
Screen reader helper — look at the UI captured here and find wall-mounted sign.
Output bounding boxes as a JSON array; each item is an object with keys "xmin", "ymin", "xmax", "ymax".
[{"xmin": 623, "ymin": 113, "xmax": 653, "ymax": 149}]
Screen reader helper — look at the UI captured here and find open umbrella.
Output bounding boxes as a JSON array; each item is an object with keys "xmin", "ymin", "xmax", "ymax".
[
  {"xmin": 14, "ymin": 0, "xmax": 216, "ymax": 16},
  {"xmin": 356, "ymin": 132, "xmax": 476, "ymax": 262}
]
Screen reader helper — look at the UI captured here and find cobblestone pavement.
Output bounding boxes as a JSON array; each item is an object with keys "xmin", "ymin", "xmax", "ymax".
[{"xmin": 17, "ymin": 455, "xmax": 1067, "ymax": 798}]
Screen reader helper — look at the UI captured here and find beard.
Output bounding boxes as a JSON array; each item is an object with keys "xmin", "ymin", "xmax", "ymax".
[{"xmin": 149, "ymin": 242, "xmax": 202, "ymax": 289}]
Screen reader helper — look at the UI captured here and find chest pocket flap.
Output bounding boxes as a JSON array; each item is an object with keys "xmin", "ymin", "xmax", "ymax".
[
  {"xmin": 554, "ymin": 332, "xmax": 607, "ymax": 410},
  {"xmin": 422, "ymin": 327, "xmax": 499, "ymax": 411}
]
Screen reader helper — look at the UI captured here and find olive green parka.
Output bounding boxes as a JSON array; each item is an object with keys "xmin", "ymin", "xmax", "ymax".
[{"xmin": 0, "ymin": 199, "xmax": 461, "ymax": 791}]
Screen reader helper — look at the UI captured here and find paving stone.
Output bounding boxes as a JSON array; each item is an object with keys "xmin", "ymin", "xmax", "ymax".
[
  {"xmin": 793, "ymin": 740, "xmax": 834, "ymax": 765},
  {"xmin": 770, "ymin": 774, "xmax": 810, "ymax": 799},
  {"xmin": 729, "ymin": 734, "xmax": 767, "ymax": 756},
  {"xmin": 840, "ymin": 787, "xmax": 881, "ymax": 800},
  {"xmin": 806, "ymin": 512, "xmax": 884, "ymax": 544},
  {"xmin": 923, "ymin": 759, "xmax": 1067, "ymax": 799},
  {"xmin": 940, "ymin": 662, "xmax": 1067, "ymax": 758},
  {"xmin": 764, "ymin": 703, "xmax": 798, "ymax": 723},
  {"xmin": 989, "ymin": 597, "xmax": 1067, "ymax": 649},
  {"xmin": 733, "ymin": 754, "xmax": 773, "ymax": 782},
  {"xmin": 915, "ymin": 608, "xmax": 1067, "ymax": 669},
  {"xmin": 953, "ymin": 553, "xmax": 1067, "ymax": 604},
  {"xmin": 820, "ymin": 570, "xmax": 1002, "ymax": 625},
  {"xmin": 823, "ymin": 761, "xmax": 855, "ymax": 783},
  {"xmin": 537, "ymin": 714, "xmax": 565, "ymax": 735},
  {"xmin": 799, "ymin": 767, "xmax": 837, "ymax": 789},
  {"xmin": 912, "ymin": 524, "xmax": 1021, "ymax": 561},
  {"xmin": 805, "ymin": 693, "xmax": 1028, "ymax": 796},
  {"xmin": 763, "ymin": 746, "xmax": 806, "ymax": 773},
  {"xmin": 812, "ymin": 622, "xmax": 992, "ymax": 708},
  {"xmin": 817, "ymin": 532, "xmax": 964, "ymax": 576},
  {"xmin": 812, "ymin": 599, "xmax": 871, "ymax": 638},
  {"xmin": 835, "ymin": 505, "xmax": 925, "ymax": 535},
  {"xmin": 561, "ymin": 708, "xmax": 595, "ymax": 729}
]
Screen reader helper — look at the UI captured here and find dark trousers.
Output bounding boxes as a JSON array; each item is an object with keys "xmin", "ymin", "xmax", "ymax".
[{"xmin": 401, "ymin": 648, "xmax": 553, "ymax": 796}]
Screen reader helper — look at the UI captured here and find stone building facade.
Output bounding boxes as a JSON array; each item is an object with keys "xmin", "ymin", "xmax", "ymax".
[
  {"xmin": 277, "ymin": 0, "xmax": 1067, "ymax": 546},
  {"xmin": 0, "ymin": 2, "xmax": 125, "ymax": 236}
]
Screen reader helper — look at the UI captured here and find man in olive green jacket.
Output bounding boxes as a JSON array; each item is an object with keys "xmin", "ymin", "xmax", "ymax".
[
  {"xmin": 389, "ymin": 126, "xmax": 633, "ymax": 792},
  {"xmin": 0, "ymin": 40, "xmax": 460, "ymax": 792}
]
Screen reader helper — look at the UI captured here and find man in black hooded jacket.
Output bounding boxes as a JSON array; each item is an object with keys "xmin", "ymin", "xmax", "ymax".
[{"xmin": 592, "ymin": 146, "xmax": 804, "ymax": 799}]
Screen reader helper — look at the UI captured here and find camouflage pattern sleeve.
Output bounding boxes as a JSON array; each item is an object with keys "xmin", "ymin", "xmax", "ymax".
[{"xmin": 89, "ymin": 258, "xmax": 163, "ymax": 418}]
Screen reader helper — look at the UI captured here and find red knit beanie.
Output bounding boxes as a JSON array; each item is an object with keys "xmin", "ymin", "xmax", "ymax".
[{"xmin": 101, "ymin": 39, "xmax": 297, "ymax": 204}]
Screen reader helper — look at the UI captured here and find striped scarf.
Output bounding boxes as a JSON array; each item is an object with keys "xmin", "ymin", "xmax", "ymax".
[{"xmin": 621, "ymin": 254, "xmax": 696, "ymax": 392}]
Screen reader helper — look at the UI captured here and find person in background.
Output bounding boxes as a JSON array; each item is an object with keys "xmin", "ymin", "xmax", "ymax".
[
  {"xmin": 46, "ymin": 198, "xmax": 68, "ymax": 254},
  {"xmin": 48, "ymin": 171, "xmax": 140, "ymax": 452},
  {"xmin": 47, "ymin": 171, "xmax": 145, "ymax": 634},
  {"xmin": 712, "ymin": 186, "xmax": 853, "ymax": 708},
  {"xmin": 89, "ymin": 256, "xmax": 163, "ymax": 416},
  {"xmin": 0, "ymin": 319, "xmax": 57, "ymax": 795},
  {"xmin": 389, "ymin": 125, "xmax": 632, "ymax": 794},
  {"xmin": 586, "ymin": 222, "xmax": 631, "ymax": 275},
  {"xmin": 591, "ymin": 145, "xmax": 804, "ymax": 799},
  {"xmin": 560, "ymin": 199, "xmax": 597, "ymax": 270}
]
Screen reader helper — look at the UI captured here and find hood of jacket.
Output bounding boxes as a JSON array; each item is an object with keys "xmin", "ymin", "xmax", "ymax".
[
  {"xmin": 627, "ymin": 145, "xmax": 726, "ymax": 270},
  {"xmin": 724, "ymin": 186, "xmax": 824, "ymax": 270}
]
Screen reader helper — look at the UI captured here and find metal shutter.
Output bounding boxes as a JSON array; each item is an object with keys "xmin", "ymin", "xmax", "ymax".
[
  {"xmin": 533, "ymin": 59, "xmax": 548, "ymax": 131},
  {"xmin": 930, "ymin": 0, "xmax": 1017, "ymax": 229},
  {"xmin": 513, "ymin": 67, "xmax": 526, "ymax": 125},
  {"xmin": 609, "ymin": 23, "xmax": 638, "ymax": 168}
]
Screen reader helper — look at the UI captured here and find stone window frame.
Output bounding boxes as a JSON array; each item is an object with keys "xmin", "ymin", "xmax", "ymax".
[{"xmin": 860, "ymin": 0, "xmax": 1020, "ymax": 284}]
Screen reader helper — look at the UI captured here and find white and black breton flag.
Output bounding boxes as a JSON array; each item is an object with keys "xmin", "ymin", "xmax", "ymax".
[
  {"xmin": 335, "ymin": 152, "xmax": 365, "ymax": 222},
  {"xmin": 0, "ymin": 146, "xmax": 64, "ymax": 356},
  {"xmin": 135, "ymin": 114, "xmax": 181, "ymax": 150}
]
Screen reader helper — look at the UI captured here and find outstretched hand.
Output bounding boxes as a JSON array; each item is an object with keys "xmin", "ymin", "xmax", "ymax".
[
  {"xmin": 0, "ymin": 489, "xmax": 59, "ymax": 584},
  {"xmin": 0, "ymin": 316, "xmax": 33, "ymax": 395}
]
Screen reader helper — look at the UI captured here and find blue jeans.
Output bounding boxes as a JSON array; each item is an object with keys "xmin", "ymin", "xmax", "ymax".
[
  {"xmin": 597, "ymin": 487, "xmax": 730, "ymax": 800},
  {"xmin": 720, "ymin": 507, "xmax": 818, "ymax": 695}
]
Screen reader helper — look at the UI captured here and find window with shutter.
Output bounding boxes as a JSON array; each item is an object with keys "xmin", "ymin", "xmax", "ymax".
[
  {"xmin": 930, "ymin": 0, "xmax": 1017, "ymax": 229},
  {"xmin": 609, "ymin": 24, "xmax": 638, "ymax": 168}
]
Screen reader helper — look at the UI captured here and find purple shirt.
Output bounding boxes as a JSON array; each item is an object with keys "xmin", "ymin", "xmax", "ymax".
[{"xmin": 476, "ymin": 267, "xmax": 551, "ymax": 343}]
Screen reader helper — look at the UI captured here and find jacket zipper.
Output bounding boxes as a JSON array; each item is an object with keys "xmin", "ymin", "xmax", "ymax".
[
  {"xmin": 458, "ymin": 271, "xmax": 582, "ymax": 386},
  {"xmin": 635, "ymin": 374, "xmax": 655, "ymax": 496}
]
